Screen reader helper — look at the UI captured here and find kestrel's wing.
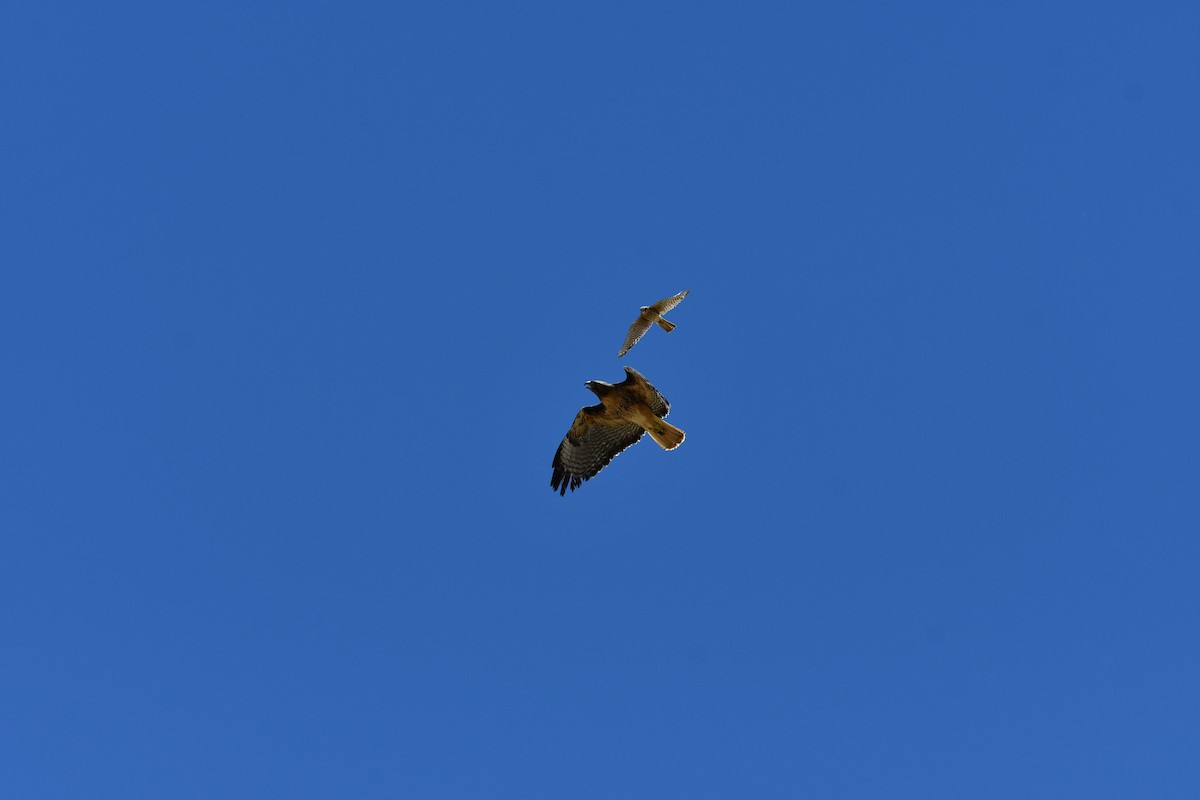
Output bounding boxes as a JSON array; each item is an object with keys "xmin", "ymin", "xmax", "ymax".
[
  {"xmin": 551, "ymin": 406, "xmax": 646, "ymax": 495},
  {"xmin": 647, "ymin": 289, "xmax": 689, "ymax": 314},
  {"xmin": 618, "ymin": 366, "xmax": 671, "ymax": 417},
  {"xmin": 617, "ymin": 317, "xmax": 654, "ymax": 357}
]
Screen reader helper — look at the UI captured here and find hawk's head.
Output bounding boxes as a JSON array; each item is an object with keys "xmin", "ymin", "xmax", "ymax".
[{"xmin": 585, "ymin": 380, "xmax": 614, "ymax": 397}]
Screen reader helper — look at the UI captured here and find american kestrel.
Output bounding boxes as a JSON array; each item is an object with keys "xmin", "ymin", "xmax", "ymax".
[{"xmin": 616, "ymin": 289, "xmax": 690, "ymax": 357}]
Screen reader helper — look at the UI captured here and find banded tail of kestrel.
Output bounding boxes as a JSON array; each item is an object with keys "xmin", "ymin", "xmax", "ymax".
[{"xmin": 617, "ymin": 289, "xmax": 690, "ymax": 357}]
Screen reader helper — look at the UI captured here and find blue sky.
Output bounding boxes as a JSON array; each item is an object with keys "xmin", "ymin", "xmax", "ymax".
[{"xmin": 3, "ymin": 1, "xmax": 1198, "ymax": 797}]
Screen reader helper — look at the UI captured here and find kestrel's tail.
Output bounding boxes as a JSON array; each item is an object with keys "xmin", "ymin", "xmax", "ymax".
[
  {"xmin": 656, "ymin": 318, "xmax": 676, "ymax": 332},
  {"xmin": 645, "ymin": 419, "xmax": 685, "ymax": 450}
]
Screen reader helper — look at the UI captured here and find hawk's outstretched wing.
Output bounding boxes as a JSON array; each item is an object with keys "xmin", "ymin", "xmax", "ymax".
[
  {"xmin": 648, "ymin": 289, "xmax": 689, "ymax": 314},
  {"xmin": 617, "ymin": 366, "xmax": 671, "ymax": 417},
  {"xmin": 550, "ymin": 406, "xmax": 645, "ymax": 495},
  {"xmin": 617, "ymin": 318, "xmax": 654, "ymax": 357}
]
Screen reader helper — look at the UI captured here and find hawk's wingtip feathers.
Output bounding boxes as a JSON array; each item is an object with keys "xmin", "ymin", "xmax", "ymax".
[{"xmin": 550, "ymin": 467, "xmax": 582, "ymax": 496}]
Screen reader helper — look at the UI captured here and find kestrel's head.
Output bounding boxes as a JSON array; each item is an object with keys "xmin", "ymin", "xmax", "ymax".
[
  {"xmin": 639, "ymin": 306, "xmax": 650, "ymax": 313},
  {"xmin": 585, "ymin": 380, "xmax": 613, "ymax": 397}
]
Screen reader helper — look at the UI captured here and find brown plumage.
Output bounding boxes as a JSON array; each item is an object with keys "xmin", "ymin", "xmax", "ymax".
[
  {"xmin": 617, "ymin": 289, "xmax": 690, "ymax": 357},
  {"xmin": 550, "ymin": 366, "xmax": 685, "ymax": 495}
]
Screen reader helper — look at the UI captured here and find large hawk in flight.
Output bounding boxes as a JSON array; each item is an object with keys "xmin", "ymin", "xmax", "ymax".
[
  {"xmin": 551, "ymin": 366, "xmax": 685, "ymax": 495},
  {"xmin": 617, "ymin": 289, "xmax": 690, "ymax": 357}
]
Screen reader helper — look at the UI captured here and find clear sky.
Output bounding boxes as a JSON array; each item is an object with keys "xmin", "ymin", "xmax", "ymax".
[{"xmin": 3, "ymin": 1, "xmax": 1198, "ymax": 797}]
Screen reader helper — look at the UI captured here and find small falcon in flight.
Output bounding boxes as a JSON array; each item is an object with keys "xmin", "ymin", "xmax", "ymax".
[
  {"xmin": 551, "ymin": 366, "xmax": 685, "ymax": 495},
  {"xmin": 617, "ymin": 289, "xmax": 690, "ymax": 357}
]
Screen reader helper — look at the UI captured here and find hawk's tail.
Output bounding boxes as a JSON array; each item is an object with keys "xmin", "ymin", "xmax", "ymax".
[
  {"xmin": 646, "ymin": 419, "xmax": 685, "ymax": 450},
  {"xmin": 656, "ymin": 318, "xmax": 676, "ymax": 333}
]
